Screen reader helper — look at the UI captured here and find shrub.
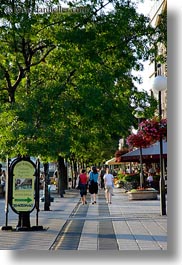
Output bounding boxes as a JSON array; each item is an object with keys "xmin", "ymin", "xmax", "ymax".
[{"xmin": 124, "ymin": 173, "xmax": 140, "ymax": 182}]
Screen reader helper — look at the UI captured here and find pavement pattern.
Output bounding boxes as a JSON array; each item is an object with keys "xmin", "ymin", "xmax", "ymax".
[{"xmin": 0, "ymin": 188, "xmax": 167, "ymax": 251}]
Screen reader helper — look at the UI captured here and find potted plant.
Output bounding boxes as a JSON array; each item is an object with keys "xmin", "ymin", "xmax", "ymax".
[{"xmin": 140, "ymin": 118, "xmax": 167, "ymax": 142}]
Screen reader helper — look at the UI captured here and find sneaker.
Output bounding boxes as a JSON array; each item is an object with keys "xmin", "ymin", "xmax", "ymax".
[{"xmin": 94, "ymin": 201, "xmax": 96, "ymax": 204}]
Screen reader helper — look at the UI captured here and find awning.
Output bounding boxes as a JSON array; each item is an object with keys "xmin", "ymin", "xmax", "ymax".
[
  {"xmin": 120, "ymin": 141, "xmax": 167, "ymax": 162},
  {"xmin": 105, "ymin": 157, "xmax": 123, "ymax": 165}
]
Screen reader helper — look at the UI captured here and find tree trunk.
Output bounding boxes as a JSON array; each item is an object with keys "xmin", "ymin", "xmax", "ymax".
[
  {"xmin": 73, "ymin": 159, "xmax": 78, "ymax": 188},
  {"xmin": 44, "ymin": 162, "xmax": 50, "ymax": 211},
  {"xmin": 8, "ymin": 89, "xmax": 15, "ymax": 103},
  {"xmin": 57, "ymin": 156, "xmax": 67, "ymax": 197}
]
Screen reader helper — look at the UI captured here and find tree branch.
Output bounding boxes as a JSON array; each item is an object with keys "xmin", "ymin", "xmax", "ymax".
[{"xmin": 26, "ymin": 45, "xmax": 56, "ymax": 69}]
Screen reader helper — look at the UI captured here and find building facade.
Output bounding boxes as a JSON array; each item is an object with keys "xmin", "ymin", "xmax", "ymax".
[{"xmin": 148, "ymin": 0, "xmax": 167, "ymax": 118}]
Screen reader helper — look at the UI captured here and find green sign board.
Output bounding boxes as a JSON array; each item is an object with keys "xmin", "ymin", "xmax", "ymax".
[{"xmin": 9, "ymin": 159, "xmax": 36, "ymax": 213}]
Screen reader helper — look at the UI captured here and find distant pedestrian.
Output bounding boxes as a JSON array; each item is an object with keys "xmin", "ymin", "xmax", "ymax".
[
  {"xmin": 0, "ymin": 169, "xmax": 6, "ymax": 195},
  {"xmin": 147, "ymin": 168, "xmax": 155, "ymax": 187},
  {"xmin": 99, "ymin": 167, "xmax": 106, "ymax": 189},
  {"xmin": 79, "ymin": 169, "xmax": 88, "ymax": 205},
  {"xmin": 88, "ymin": 166, "xmax": 99, "ymax": 204},
  {"xmin": 104, "ymin": 168, "xmax": 114, "ymax": 204},
  {"xmin": 147, "ymin": 173, "xmax": 154, "ymax": 187}
]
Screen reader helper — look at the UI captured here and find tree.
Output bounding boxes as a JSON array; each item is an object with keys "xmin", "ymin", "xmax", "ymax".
[
  {"xmin": 0, "ymin": 0, "xmax": 156, "ymax": 170},
  {"xmin": 0, "ymin": 0, "xmax": 58, "ymax": 103}
]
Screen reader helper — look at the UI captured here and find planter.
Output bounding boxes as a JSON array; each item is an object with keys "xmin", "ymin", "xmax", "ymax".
[{"xmin": 128, "ymin": 189, "xmax": 158, "ymax": 200}]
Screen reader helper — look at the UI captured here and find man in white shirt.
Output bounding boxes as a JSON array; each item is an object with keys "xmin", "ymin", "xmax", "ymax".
[{"xmin": 103, "ymin": 168, "xmax": 114, "ymax": 204}]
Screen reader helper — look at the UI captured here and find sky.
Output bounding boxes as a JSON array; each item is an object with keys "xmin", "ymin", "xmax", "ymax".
[
  {"xmin": 137, "ymin": 0, "xmax": 154, "ymax": 15},
  {"xmin": 134, "ymin": 0, "xmax": 157, "ymax": 93}
]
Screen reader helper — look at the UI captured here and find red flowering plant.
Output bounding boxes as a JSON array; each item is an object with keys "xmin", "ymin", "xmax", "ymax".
[
  {"xmin": 140, "ymin": 118, "xmax": 167, "ymax": 142},
  {"xmin": 126, "ymin": 130, "xmax": 152, "ymax": 149}
]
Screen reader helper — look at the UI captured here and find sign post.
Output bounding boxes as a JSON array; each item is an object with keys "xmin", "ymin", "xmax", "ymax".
[{"xmin": 8, "ymin": 156, "xmax": 41, "ymax": 231}]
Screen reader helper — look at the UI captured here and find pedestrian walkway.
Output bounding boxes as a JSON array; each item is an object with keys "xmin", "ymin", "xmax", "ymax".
[{"xmin": 0, "ymin": 188, "xmax": 167, "ymax": 250}]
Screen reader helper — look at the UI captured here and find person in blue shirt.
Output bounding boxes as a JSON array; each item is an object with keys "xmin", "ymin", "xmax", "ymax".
[{"xmin": 88, "ymin": 166, "xmax": 99, "ymax": 204}]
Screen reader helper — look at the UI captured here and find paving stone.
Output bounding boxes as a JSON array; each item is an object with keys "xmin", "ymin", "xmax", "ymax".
[{"xmin": 0, "ymin": 188, "xmax": 167, "ymax": 251}]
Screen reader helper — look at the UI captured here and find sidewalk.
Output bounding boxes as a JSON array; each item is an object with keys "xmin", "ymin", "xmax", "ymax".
[
  {"xmin": 0, "ymin": 188, "xmax": 167, "ymax": 250},
  {"xmin": 77, "ymin": 189, "xmax": 167, "ymax": 251}
]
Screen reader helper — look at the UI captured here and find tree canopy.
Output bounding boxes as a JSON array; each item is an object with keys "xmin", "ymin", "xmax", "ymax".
[{"xmin": 0, "ymin": 0, "xmax": 157, "ymax": 164}]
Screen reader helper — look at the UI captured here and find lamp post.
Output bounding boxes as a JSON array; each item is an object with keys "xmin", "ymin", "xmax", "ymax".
[
  {"xmin": 134, "ymin": 106, "xmax": 144, "ymax": 188},
  {"xmin": 152, "ymin": 75, "xmax": 167, "ymax": 216}
]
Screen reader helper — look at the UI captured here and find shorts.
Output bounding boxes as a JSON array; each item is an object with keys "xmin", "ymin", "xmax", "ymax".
[
  {"xmin": 89, "ymin": 182, "xmax": 98, "ymax": 194},
  {"xmin": 105, "ymin": 185, "xmax": 113, "ymax": 194},
  {"xmin": 80, "ymin": 184, "xmax": 87, "ymax": 197}
]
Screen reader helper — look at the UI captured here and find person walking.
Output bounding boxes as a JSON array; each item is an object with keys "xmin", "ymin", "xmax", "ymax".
[
  {"xmin": 0, "ymin": 168, "xmax": 6, "ymax": 196},
  {"xmin": 104, "ymin": 168, "xmax": 114, "ymax": 204},
  {"xmin": 88, "ymin": 166, "xmax": 99, "ymax": 204},
  {"xmin": 79, "ymin": 169, "xmax": 88, "ymax": 205},
  {"xmin": 147, "ymin": 172, "xmax": 154, "ymax": 187},
  {"xmin": 99, "ymin": 167, "xmax": 106, "ymax": 189},
  {"xmin": 147, "ymin": 167, "xmax": 155, "ymax": 187}
]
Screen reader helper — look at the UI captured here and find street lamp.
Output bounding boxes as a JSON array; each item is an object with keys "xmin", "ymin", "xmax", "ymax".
[
  {"xmin": 134, "ymin": 106, "xmax": 144, "ymax": 188},
  {"xmin": 152, "ymin": 75, "xmax": 167, "ymax": 216}
]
